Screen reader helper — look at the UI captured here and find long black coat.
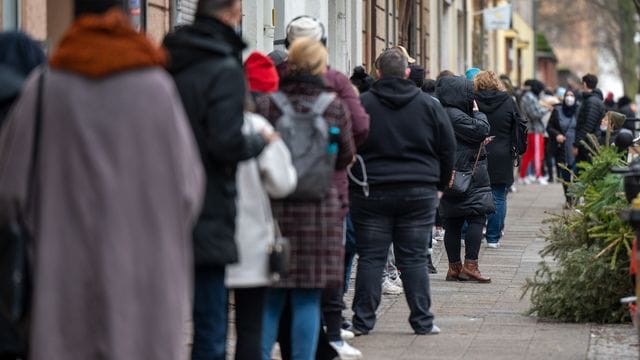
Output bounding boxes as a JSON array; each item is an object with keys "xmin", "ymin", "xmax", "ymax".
[
  {"xmin": 574, "ymin": 89, "xmax": 605, "ymax": 160},
  {"xmin": 476, "ymin": 90, "xmax": 523, "ymax": 186},
  {"xmin": 164, "ymin": 17, "xmax": 266, "ymax": 266},
  {"xmin": 436, "ymin": 76, "xmax": 495, "ymax": 218}
]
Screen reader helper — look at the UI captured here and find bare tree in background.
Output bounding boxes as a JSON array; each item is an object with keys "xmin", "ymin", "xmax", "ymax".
[{"xmin": 539, "ymin": 0, "xmax": 639, "ymax": 96}]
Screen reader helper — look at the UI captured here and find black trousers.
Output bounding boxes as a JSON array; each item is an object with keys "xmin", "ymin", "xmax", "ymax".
[
  {"xmin": 234, "ymin": 287, "xmax": 266, "ymax": 360},
  {"xmin": 443, "ymin": 215, "xmax": 485, "ymax": 263}
]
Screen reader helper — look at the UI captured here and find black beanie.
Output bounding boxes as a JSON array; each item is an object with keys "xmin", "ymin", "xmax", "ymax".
[{"xmin": 74, "ymin": 0, "xmax": 124, "ymax": 16}]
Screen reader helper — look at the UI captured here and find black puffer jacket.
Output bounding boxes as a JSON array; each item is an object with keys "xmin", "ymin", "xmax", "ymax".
[
  {"xmin": 164, "ymin": 17, "xmax": 266, "ymax": 267},
  {"xmin": 436, "ymin": 76, "xmax": 495, "ymax": 218},
  {"xmin": 574, "ymin": 88, "xmax": 605, "ymax": 156},
  {"xmin": 476, "ymin": 89, "xmax": 523, "ymax": 185}
]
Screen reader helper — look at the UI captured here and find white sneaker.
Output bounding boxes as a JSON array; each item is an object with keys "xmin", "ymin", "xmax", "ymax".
[
  {"xmin": 329, "ymin": 341, "xmax": 363, "ymax": 360},
  {"xmin": 341, "ymin": 329, "xmax": 355, "ymax": 340},
  {"xmin": 487, "ymin": 242, "xmax": 500, "ymax": 249},
  {"xmin": 382, "ymin": 278, "xmax": 403, "ymax": 295},
  {"xmin": 510, "ymin": 184, "xmax": 517, "ymax": 193},
  {"xmin": 537, "ymin": 177, "xmax": 549, "ymax": 185}
]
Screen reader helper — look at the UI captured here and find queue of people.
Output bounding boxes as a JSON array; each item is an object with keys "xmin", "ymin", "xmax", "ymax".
[{"xmin": 0, "ymin": 0, "xmax": 633, "ymax": 360}]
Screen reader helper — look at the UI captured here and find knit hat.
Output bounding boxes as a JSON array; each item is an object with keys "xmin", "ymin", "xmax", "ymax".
[
  {"xmin": 286, "ymin": 16, "xmax": 326, "ymax": 48},
  {"xmin": 607, "ymin": 111, "xmax": 626, "ymax": 130},
  {"xmin": 267, "ymin": 49, "xmax": 288, "ymax": 67},
  {"xmin": 465, "ymin": 67, "xmax": 480, "ymax": 80},
  {"xmin": 409, "ymin": 65, "xmax": 425, "ymax": 87},
  {"xmin": 244, "ymin": 52, "xmax": 279, "ymax": 93},
  {"xmin": 74, "ymin": 0, "xmax": 123, "ymax": 16}
]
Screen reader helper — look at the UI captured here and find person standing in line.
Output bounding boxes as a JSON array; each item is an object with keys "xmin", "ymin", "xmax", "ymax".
[
  {"xmin": 572, "ymin": 74, "xmax": 606, "ymax": 165},
  {"xmin": 519, "ymin": 79, "xmax": 550, "ymax": 185},
  {"xmin": 436, "ymin": 76, "xmax": 495, "ymax": 283},
  {"xmin": 163, "ymin": 1, "xmax": 275, "ymax": 359},
  {"xmin": 256, "ymin": 37, "xmax": 355, "ymax": 360},
  {"xmin": 350, "ymin": 48, "xmax": 456, "ymax": 336},
  {"xmin": 223, "ymin": 52, "xmax": 298, "ymax": 360},
  {"xmin": 277, "ymin": 16, "xmax": 369, "ymax": 360},
  {"xmin": 474, "ymin": 71, "xmax": 524, "ymax": 248},
  {"xmin": 546, "ymin": 90, "xmax": 578, "ymax": 205},
  {"xmin": 0, "ymin": 1, "xmax": 205, "ymax": 359}
]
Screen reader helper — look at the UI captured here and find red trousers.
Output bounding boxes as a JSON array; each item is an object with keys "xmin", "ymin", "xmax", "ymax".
[{"xmin": 519, "ymin": 133, "xmax": 545, "ymax": 178}]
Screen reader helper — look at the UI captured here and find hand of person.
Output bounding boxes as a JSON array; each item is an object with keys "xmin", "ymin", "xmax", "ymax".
[
  {"xmin": 556, "ymin": 134, "xmax": 566, "ymax": 143},
  {"xmin": 473, "ymin": 100, "xmax": 479, "ymax": 112},
  {"xmin": 572, "ymin": 146, "xmax": 579, "ymax": 157},
  {"xmin": 261, "ymin": 129, "xmax": 280, "ymax": 144},
  {"xmin": 437, "ymin": 191, "xmax": 443, "ymax": 199}
]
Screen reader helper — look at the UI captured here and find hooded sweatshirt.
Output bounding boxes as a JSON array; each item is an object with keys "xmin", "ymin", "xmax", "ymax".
[{"xmin": 353, "ymin": 77, "xmax": 456, "ymax": 190}]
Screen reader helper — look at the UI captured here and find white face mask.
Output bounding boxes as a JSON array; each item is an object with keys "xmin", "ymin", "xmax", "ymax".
[{"xmin": 565, "ymin": 96, "xmax": 576, "ymax": 107}]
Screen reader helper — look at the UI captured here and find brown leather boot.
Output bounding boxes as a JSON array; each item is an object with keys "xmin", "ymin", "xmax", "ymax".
[
  {"xmin": 445, "ymin": 262, "xmax": 463, "ymax": 281},
  {"xmin": 459, "ymin": 260, "xmax": 491, "ymax": 283}
]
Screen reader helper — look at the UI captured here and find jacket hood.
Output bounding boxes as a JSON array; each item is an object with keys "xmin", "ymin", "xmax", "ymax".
[
  {"xmin": 163, "ymin": 16, "xmax": 246, "ymax": 73},
  {"xmin": 0, "ymin": 64, "xmax": 23, "ymax": 102},
  {"xmin": 435, "ymin": 76, "xmax": 474, "ymax": 115},
  {"xmin": 476, "ymin": 90, "xmax": 510, "ymax": 113},
  {"xmin": 369, "ymin": 78, "xmax": 421, "ymax": 109}
]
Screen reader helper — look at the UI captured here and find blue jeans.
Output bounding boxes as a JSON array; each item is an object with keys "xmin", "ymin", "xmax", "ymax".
[
  {"xmin": 350, "ymin": 186, "xmax": 437, "ymax": 334},
  {"xmin": 262, "ymin": 288, "xmax": 322, "ymax": 360},
  {"xmin": 344, "ymin": 214, "xmax": 357, "ymax": 294},
  {"xmin": 486, "ymin": 184, "xmax": 508, "ymax": 244},
  {"xmin": 191, "ymin": 266, "xmax": 228, "ymax": 360}
]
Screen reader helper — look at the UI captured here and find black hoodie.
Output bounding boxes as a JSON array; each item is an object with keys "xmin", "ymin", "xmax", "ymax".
[
  {"xmin": 476, "ymin": 89, "xmax": 523, "ymax": 185},
  {"xmin": 163, "ymin": 17, "xmax": 266, "ymax": 267},
  {"xmin": 353, "ymin": 77, "xmax": 456, "ymax": 190}
]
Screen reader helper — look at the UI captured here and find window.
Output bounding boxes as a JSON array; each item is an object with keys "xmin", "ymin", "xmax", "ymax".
[{"xmin": 2, "ymin": 0, "xmax": 20, "ymax": 31}]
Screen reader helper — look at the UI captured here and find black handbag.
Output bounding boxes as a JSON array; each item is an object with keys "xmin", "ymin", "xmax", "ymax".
[
  {"xmin": 0, "ymin": 70, "xmax": 45, "ymax": 358},
  {"xmin": 268, "ymin": 222, "xmax": 290, "ymax": 282},
  {"xmin": 446, "ymin": 144, "xmax": 483, "ymax": 195}
]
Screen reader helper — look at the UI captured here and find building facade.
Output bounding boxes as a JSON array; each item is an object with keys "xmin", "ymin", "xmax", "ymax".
[{"xmin": 3, "ymin": 0, "xmax": 534, "ymax": 83}]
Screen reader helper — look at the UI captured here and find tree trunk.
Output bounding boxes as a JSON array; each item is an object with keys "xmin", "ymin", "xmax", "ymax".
[{"xmin": 619, "ymin": 0, "xmax": 638, "ymax": 96}]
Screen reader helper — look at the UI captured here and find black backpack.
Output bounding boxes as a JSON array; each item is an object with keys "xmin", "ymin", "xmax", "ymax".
[{"xmin": 270, "ymin": 92, "xmax": 337, "ymax": 200}]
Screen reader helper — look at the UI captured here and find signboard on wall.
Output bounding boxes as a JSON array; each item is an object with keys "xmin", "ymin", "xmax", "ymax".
[{"xmin": 483, "ymin": 4, "xmax": 512, "ymax": 31}]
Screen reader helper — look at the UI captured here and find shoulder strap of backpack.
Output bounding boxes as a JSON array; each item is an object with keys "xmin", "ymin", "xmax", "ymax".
[
  {"xmin": 310, "ymin": 93, "xmax": 336, "ymax": 116},
  {"xmin": 270, "ymin": 92, "xmax": 296, "ymax": 116}
]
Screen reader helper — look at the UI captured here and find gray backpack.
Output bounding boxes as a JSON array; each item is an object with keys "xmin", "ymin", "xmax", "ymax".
[{"xmin": 270, "ymin": 91, "xmax": 337, "ymax": 200}]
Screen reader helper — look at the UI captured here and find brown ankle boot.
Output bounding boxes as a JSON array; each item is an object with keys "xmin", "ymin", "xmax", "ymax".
[
  {"xmin": 459, "ymin": 260, "xmax": 491, "ymax": 283},
  {"xmin": 445, "ymin": 262, "xmax": 463, "ymax": 281}
]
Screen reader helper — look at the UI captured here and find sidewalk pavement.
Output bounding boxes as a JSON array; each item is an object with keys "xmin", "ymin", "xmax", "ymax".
[{"xmin": 345, "ymin": 183, "xmax": 639, "ymax": 360}]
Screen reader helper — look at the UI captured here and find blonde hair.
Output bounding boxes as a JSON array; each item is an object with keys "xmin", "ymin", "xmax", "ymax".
[
  {"xmin": 287, "ymin": 37, "xmax": 328, "ymax": 76},
  {"xmin": 474, "ymin": 70, "xmax": 505, "ymax": 92}
]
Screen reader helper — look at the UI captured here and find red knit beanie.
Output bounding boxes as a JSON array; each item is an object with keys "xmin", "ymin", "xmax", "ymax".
[{"xmin": 244, "ymin": 52, "xmax": 279, "ymax": 93}]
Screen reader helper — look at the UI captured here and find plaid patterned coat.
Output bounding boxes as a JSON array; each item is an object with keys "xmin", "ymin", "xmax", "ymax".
[{"xmin": 255, "ymin": 75, "xmax": 355, "ymax": 288}]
